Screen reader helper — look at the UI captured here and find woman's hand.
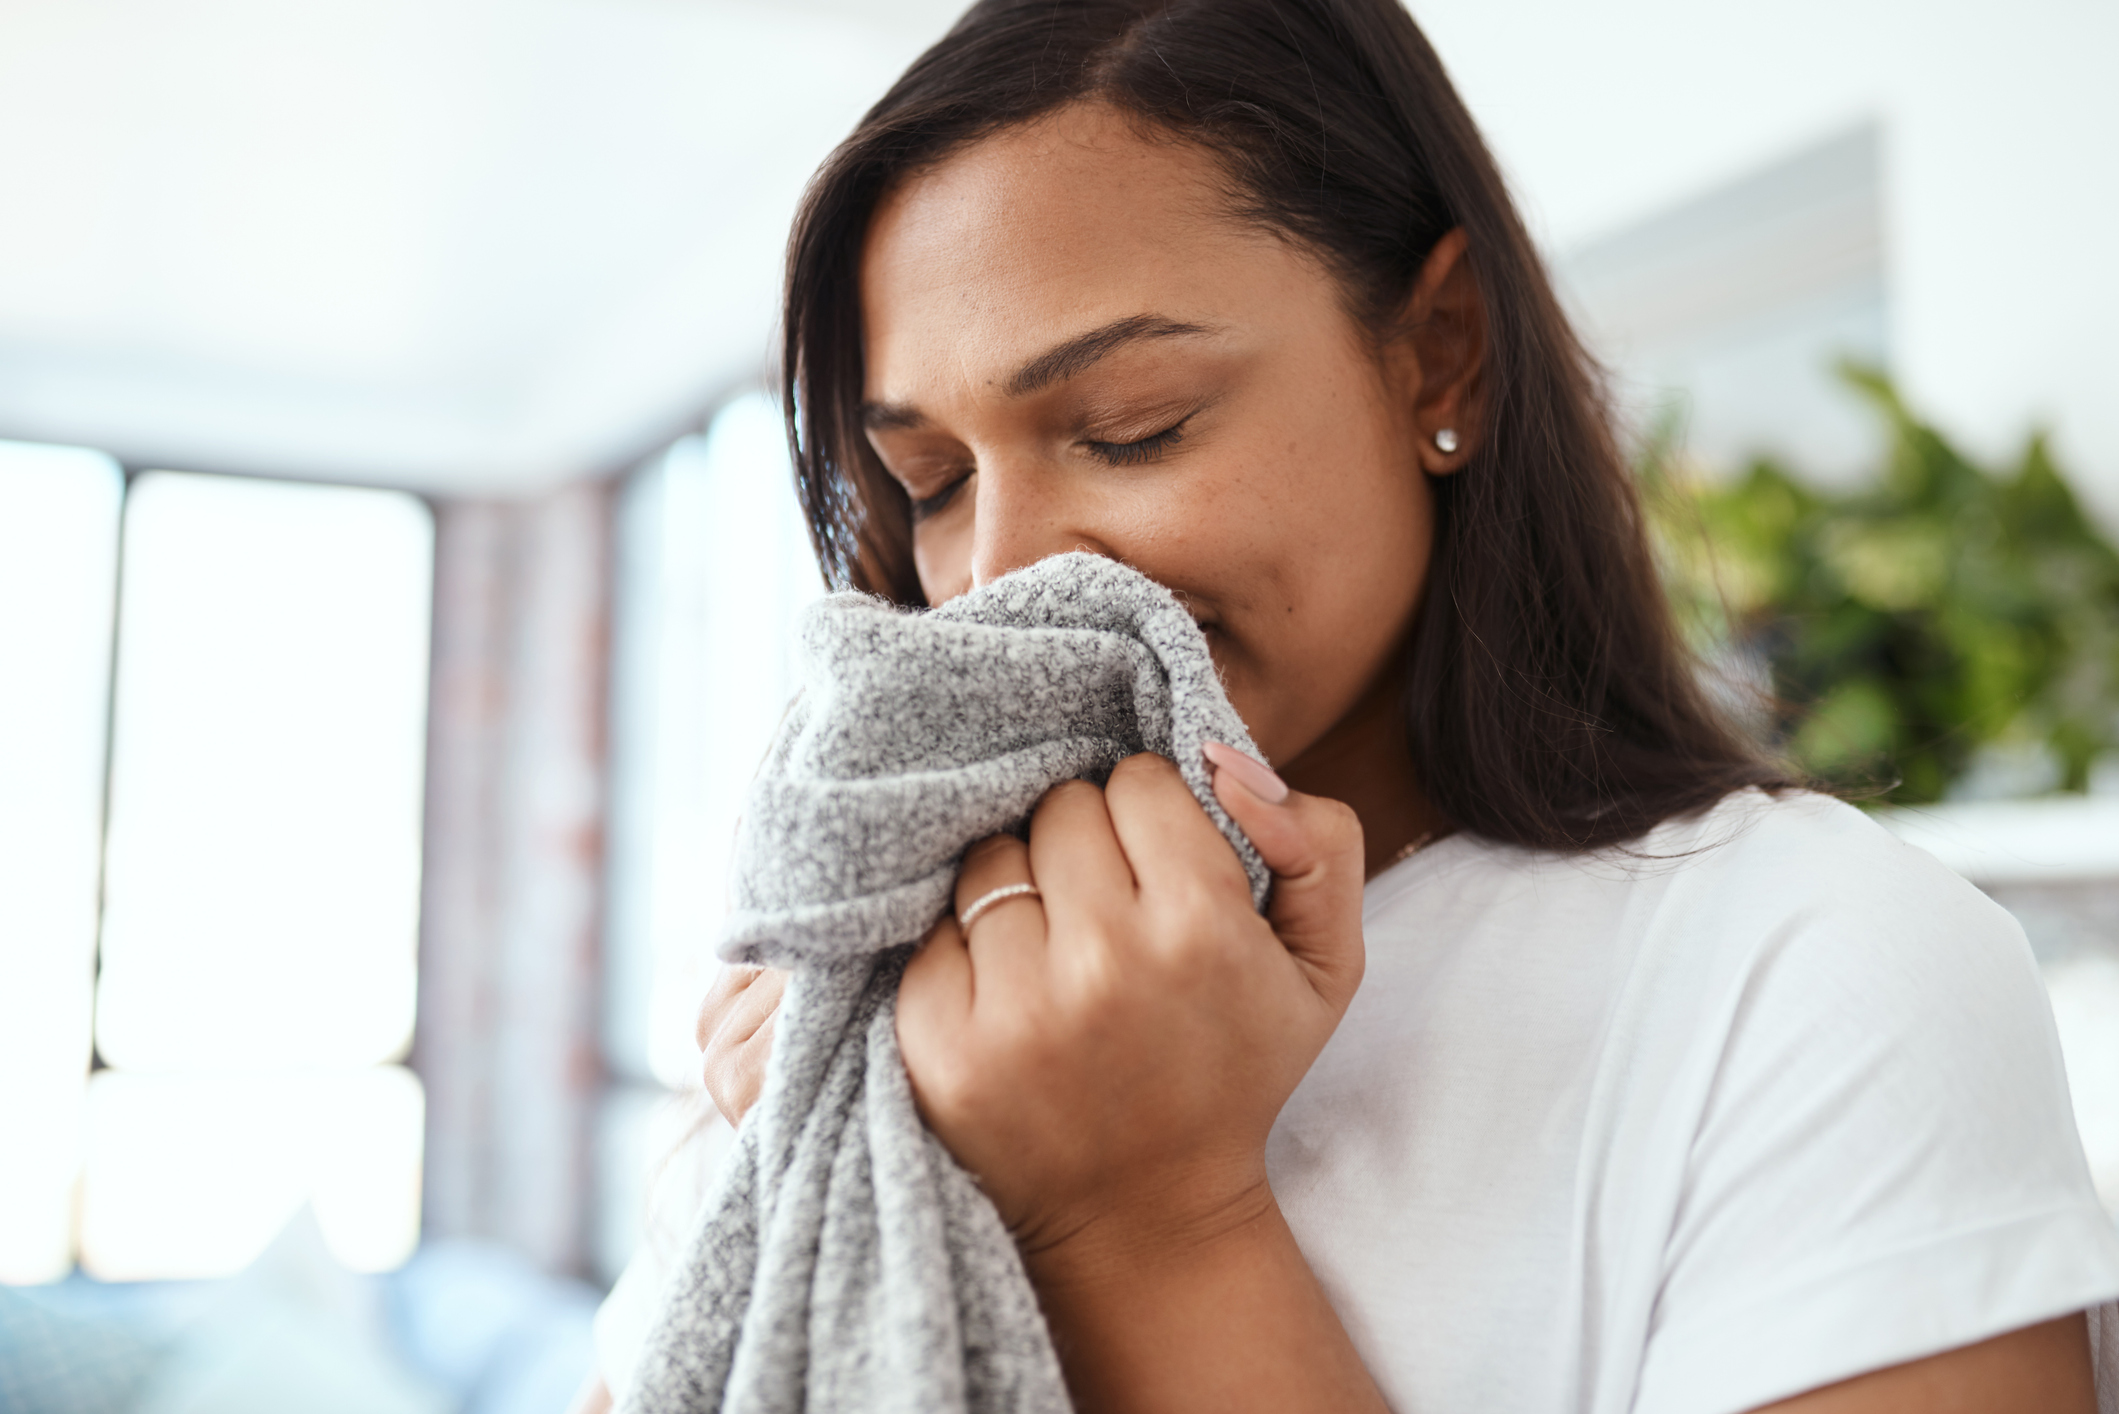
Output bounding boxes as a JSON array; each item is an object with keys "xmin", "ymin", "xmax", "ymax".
[
  {"xmin": 697, "ymin": 964, "xmax": 786, "ymax": 1126},
  {"xmin": 702, "ymin": 749, "xmax": 1383, "ymax": 1411},
  {"xmin": 897, "ymin": 749, "xmax": 1383, "ymax": 1412},
  {"xmin": 895, "ymin": 748, "xmax": 1367, "ymax": 1266}
]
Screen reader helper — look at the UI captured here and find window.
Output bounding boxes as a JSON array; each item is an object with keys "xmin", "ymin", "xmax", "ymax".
[
  {"xmin": 599, "ymin": 392, "xmax": 821, "ymax": 1276},
  {"xmin": 0, "ymin": 456, "xmax": 434, "ymax": 1283},
  {"xmin": 0, "ymin": 440, "xmax": 123, "ymax": 1285}
]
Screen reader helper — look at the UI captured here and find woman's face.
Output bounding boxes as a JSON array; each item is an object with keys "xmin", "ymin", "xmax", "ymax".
[{"xmin": 859, "ymin": 102, "xmax": 1443, "ymax": 769}]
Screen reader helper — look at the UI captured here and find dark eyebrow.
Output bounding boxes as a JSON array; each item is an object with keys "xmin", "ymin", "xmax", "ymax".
[
  {"xmin": 1005, "ymin": 314, "xmax": 1218, "ymax": 397},
  {"xmin": 858, "ymin": 313, "xmax": 1219, "ymax": 432},
  {"xmin": 861, "ymin": 401, "xmax": 927, "ymax": 432}
]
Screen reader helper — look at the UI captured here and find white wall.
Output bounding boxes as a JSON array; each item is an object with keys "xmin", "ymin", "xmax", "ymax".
[
  {"xmin": 1558, "ymin": 125, "xmax": 1890, "ymax": 480},
  {"xmin": 1416, "ymin": 0, "xmax": 2119, "ymax": 519}
]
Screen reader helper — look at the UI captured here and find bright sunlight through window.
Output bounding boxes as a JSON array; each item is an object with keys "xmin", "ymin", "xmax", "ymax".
[
  {"xmin": 83, "ymin": 470, "xmax": 433, "ymax": 1280},
  {"xmin": 608, "ymin": 393, "xmax": 822, "ymax": 1090},
  {"xmin": 0, "ymin": 440, "xmax": 122, "ymax": 1285}
]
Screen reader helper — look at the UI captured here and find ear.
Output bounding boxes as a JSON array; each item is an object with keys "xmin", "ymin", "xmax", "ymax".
[{"xmin": 1390, "ymin": 228, "xmax": 1485, "ymax": 476}]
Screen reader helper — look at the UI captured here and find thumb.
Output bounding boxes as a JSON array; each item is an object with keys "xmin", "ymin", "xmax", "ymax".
[{"xmin": 1203, "ymin": 742, "xmax": 1367, "ymax": 1006}]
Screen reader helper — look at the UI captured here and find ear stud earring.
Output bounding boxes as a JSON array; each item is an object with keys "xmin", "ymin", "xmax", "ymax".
[{"xmin": 1433, "ymin": 428, "xmax": 1460, "ymax": 454}]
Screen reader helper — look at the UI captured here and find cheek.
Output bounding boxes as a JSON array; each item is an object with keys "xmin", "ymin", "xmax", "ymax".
[
  {"xmin": 1197, "ymin": 403, "xmax": 1435, "ymax": 757},
  {"xmin": 1224, "ymin": 471, "xmax": 1431, "ymax": 649},
  {"xmin": 1211, "ymin": 389, "xmax": 1431, "ymax": 612}
]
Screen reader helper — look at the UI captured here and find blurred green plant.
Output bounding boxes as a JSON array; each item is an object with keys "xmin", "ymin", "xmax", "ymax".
[{"xmin": 1645, "ymin": 367, "xmax": 2119, "ymax": 804}]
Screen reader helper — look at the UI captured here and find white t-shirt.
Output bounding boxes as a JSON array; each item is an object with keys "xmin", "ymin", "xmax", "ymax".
[
  {"xmin": 599, "ymin": 788, "xmax": 2119, "ymax": 1412},
  {"xmin": 1274, "ymin": 788, "xmax": 2119, "ymax": 1413}
]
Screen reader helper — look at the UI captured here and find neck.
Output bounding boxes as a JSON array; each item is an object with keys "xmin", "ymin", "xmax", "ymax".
[{"xmin": 1276, "ymin": 668, "xmax": 1451, "ymax": 879}]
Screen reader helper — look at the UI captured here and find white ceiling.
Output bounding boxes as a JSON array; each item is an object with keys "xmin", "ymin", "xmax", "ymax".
[
  {"xmin": 0, "ymin": 0, "xmax": 960, "ymax": 496},
  {"xmin": 3, "ymin": 0, "xmax": 2114, "ymax": 503}
]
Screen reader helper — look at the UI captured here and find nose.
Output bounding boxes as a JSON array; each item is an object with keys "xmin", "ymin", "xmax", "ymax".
[{"xmin": 966, "ymin": 459, "xmax": 1111, "ymax": 590}]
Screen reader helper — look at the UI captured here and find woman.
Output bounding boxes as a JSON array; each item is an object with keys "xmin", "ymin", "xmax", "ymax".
[{"xmin": 586, "ymin": 1, "xmax": 2119, "ymax": 1409}]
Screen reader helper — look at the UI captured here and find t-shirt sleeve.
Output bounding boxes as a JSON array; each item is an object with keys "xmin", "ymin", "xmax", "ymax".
[{"xmin": 1632, "ymin": 819, "xmax": 2119, "ymax": 1414}]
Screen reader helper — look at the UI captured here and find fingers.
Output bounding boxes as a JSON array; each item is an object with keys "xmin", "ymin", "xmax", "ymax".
[
  {"xmin": 697, "ymin": 965, "xmax": 783, "ymax": 1053},
  {"xmin": 1203, "ymin": 742, "xmax": 1367, "ymax": 1006},
  {"xmin": 1103, "ymin": 753, "xmax": 1253, "ymax": 902},
  {"xmin": 696, "ymin": 963, "xmax": 758, "ymax": 1052},
  {"xmin": 1025, "ymin": 779, "xmax": 1135, "ymax": 930},
  {"xmin": 699, "ymin": 966, "xmax": 786, "ymax": 1126},
  {"xmin": 900, "ymin": 910, "xmax": 972, "ymax": 1047},
  {"xmin": 953, "ymin": 833, "xmax": 1048, "ymax": 994},
  {"xmin": 702, "ymin": 1007, "xmax": 775, "ymax": 1126}
]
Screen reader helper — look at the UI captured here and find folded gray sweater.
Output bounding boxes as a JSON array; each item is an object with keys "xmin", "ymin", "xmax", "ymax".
[{"xmin": 620, "ymin": 551, "xmax": 1270, "ymax": 1414}]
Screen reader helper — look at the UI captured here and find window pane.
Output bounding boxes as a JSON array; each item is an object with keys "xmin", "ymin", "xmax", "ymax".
[
  {"xmin": 79, "ymin": 1066, "xmax": 424, "ymax": 1279},
  {"xmin": 0, "ymin": 439, "xmax": 122, "ymax": 1284},
  {"xmin": 605, "ymin": 394, "xmax": 822, "ymax": 1089},
  {"xmin": 97, "ymin": 471, "xmax": 433, "ymax": 1070}
]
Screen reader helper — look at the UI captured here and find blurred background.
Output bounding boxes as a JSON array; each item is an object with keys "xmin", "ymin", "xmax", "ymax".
[{"xmin": 2, "ymin": 0, "xmax": 2116, "ymax": 1409}]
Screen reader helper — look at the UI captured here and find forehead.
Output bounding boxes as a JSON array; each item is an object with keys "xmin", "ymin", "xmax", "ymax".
[{"xmin": 857, "ymin": 106, "xmax": 1299, "ymax": 394}]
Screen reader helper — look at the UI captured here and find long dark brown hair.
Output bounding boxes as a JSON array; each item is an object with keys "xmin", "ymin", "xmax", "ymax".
[{"xmin": 781, "ymin": 0, "xmax": 1792, "ymax": 851}]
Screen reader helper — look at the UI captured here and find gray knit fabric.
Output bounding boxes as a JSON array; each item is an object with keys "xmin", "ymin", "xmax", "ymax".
[{"xmin": 620, "ymin": 551, "xmax": 1270, "ymax": 1414}]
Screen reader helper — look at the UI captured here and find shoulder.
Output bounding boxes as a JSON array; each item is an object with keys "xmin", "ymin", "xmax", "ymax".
[
  {"xmin": 1374, "ymin": 786, "xmax": 2024, "ymax": 970},
  {"xmin": 1578, "ymin": 788, "xmax": 2053, "ymax": 1086},
  {"xmin": 1626, "ymin": 786, "xmax": 1997, "ymax": 916},
  {"xmin": 1637, "ymin": 788, "xmax": 2035, "ymax": 1009},
  {"xmin": 1605, "ymin": 797, "xmax": 2119, "ymax": 1414},
  {"xmin": 1605, "ymin": 793, "xmax": 2093, "ymax": 1296},
  {"xmin": 1646, "ymin": 785, "xmax": 2000, "ymax": 916},
  {"xmin": 1370, "ymin": 786, "xmax": 2050, "ymax": 1087}
]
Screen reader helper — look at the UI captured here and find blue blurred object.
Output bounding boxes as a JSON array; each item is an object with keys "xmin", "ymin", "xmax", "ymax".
[
  {"xmin": 0, "ymin": 1286, "xmax": 165, "ymax": 1414},
  {"xmin": 0, "ymin": 1218, "xmax": 599, "ymax": 1414},
  {"xmin": 384, "ymin": 1240, "xmax": 602, "ymax": 1414}
]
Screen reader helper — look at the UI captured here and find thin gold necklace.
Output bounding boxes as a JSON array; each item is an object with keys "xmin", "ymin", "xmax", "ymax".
[{"xmin": 1384, "ymin": 829, "xmax": 1439, "ymax": 870}]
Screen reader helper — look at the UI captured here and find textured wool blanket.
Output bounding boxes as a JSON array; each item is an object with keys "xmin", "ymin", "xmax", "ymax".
[{"xmin": 620, "ymin": 552, "xmax": 1271, "ymax": 1414}]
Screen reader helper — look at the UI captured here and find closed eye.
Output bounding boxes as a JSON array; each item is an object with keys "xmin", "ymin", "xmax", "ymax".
[
  {"xmin": 1084, "ymin": 416, "xmax": 1191, "ymax": 467},
  {"xmin": 909, "ymin": 471, "xmax": 971, "ymax": 522},
  {"xmin": 908, "ymin": 412, "xmax": 1196, "ymax": 519}
]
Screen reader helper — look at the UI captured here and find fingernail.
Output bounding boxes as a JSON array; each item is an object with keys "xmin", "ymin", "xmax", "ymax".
[{"xmin": 1203, "ymin": 741, "xmax": 1289, "ymax": 804}]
